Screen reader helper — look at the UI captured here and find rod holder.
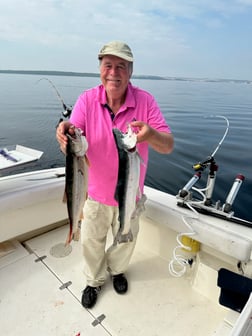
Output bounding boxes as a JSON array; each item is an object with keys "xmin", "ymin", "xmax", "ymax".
[
  {"xmin": 179, "ymin": 172, "xmax": 201, "ymax": 198},
  {"xmin": 223, "ymin": 174, "xmax": 245, "ymax": 213}
]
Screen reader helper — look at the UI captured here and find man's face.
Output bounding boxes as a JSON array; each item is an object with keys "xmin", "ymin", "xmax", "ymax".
[{"xmin": 100, "ymin": 55, "xmax": 132, "ymax": 98}]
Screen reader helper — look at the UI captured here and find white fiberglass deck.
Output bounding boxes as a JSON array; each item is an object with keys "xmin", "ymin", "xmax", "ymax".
[{"xmin": 0, "ymin": 225, "xmax": 233, "ymax": 336}]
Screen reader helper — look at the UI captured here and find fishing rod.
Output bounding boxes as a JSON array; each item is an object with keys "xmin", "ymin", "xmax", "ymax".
[
  {"xmin": 179, "ymin": 115, "xmax": 229, "ymax": 197},
  {"xmin": 209, "ymin": 115, "xmax": 229, "ymax": 157},
  {"xmin": 37, "ymin": 77, "xmax": 73, "ymax": 120},
  {"xmin": 185, "ymin": 115, "xmax": 229, "ymax": 205},
  {"xmin": 177, "ymin": 115, "xmax": 247, "ymax": 221},
  {"xmin": 192, "ymin": 115, "xmax": 229, "ymax": 172}
]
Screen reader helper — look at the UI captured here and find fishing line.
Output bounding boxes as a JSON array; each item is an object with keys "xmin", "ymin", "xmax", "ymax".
[
  {"xmin": 37, "ymin": 77, "xmax": 72, "ymax": 118},
  {"xmin": 206, "ymin": 115, "xmax": 230, "ymax": 158}
]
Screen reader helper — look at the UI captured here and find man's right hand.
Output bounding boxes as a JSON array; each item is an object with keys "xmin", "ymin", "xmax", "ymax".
[{"xmin": 56, "ymin": 121, "xmax": 74, "ymax": 154}]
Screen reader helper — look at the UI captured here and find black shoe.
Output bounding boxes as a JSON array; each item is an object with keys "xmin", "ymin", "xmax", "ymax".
[
  {"xmin": 81, "ymin": 286, "xmax": 101, "ymax": 308},
  {"xmin": 112, "ymin": 273, "xmax": 128, "ymax": 294}
]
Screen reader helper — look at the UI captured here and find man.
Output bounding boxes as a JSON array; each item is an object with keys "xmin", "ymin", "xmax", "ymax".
[{"xmin": 56, "ymin": 41, "xmax": 174, "ymax": 309}]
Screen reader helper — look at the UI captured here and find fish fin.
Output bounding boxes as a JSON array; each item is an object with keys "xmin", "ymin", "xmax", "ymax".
[
  {"xmin": 84, "ymin": 155, "xmax": 90, "ymax": 167},
  {"xmin": 137, "ymin": 187, "xmax": 142, "ymax": 199},
  {"xmin": 113, "ymin": 229, "xmax": 133, "ymax": 245},
  {"xmin": 137, "ymin": 152, "xmax": 146, "ymax": 166},
  {"xmin": 132, "ymin": 194, "xmax": 147, "ymax": 219},
  {"xmin": 65, "ymin": 227, "xmax": 73, "ymax": 246},
  {"xmin": 62, "ymin": 191, "xmax": 67, "ymax": 203},
  {"xmin": 73, "ymin": 220, "xmax": 82, "ymax": 241},
  {"xmin": 73, "ymin": 228, "xmax": 80, "ymax": 241},
  {"xmin": 78, "ymin": 155, "xmax": 86, "ymax": 172}
]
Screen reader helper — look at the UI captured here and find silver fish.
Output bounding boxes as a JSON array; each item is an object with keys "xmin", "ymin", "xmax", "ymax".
[
  {"xmin": 64, "ymin": 127, "xmax": 88, "ymax": 245},
  {"xmin": 113, "ymin": 125, "xmax": 141, "ymax": 244}
]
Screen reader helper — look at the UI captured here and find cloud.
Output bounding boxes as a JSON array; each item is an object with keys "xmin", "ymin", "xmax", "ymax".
[
  {"xmin": 0, "ymin": 1, "xmax": 249, "ymax": 46},
  {"xmin": 1, "ymin": 0, "xmax": 252, "ymax": 78}
]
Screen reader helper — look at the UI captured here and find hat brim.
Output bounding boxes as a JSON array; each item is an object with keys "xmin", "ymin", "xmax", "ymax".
[{"xmin": 98, "ymin": 52, "xmax": 133, "ymax": 62}]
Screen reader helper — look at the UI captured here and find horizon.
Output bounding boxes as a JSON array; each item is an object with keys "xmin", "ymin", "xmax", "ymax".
[{"xmin": 1, "ymin": 69, "xmax": 252, "ymax": 83}]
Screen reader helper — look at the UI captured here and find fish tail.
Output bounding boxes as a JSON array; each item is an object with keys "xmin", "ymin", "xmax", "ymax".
[
  {"xmin": 113, "ymin": 229, "xmax": 134, "ymax": 245},
  {"xmin": 65, "ymin": 218, "xmax": 74, "ymax": 245},
  {"xmin": 72, "ymin": 219, "xmax": 82, "ymax": 241},
  {"xmin": 72, "ymin": 229, "xmax": 80, "ymax": 241},
  {"xmin": 65, "ymin": 230, "xmax": 73, "ymax": 246},
  {"xmin": 62, "ymin": 190, "xmax": 67, "ymax": 203}
]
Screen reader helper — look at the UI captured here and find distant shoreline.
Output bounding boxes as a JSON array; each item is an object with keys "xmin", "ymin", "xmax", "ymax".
[
  {"xmin": 0, "ymin": 69, "xmax": 251, "ymax": 84},
  {"xmin": 0, "ymin": 69, "xmax": 165, "ymax": 81}
]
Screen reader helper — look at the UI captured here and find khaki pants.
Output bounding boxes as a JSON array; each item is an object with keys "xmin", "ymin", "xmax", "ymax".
[{"xmin": 81, "ymin": 196, "xmax": 145, "ymax": 287}]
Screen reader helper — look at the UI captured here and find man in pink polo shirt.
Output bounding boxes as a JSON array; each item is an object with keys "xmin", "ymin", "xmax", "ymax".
[{"xmin": 56, "ymin": 41, "xmax": 174, "ymax": 309}]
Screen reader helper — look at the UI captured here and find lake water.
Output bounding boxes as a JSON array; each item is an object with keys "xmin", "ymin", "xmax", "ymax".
[{"xmin": 1, "ymin": 73, "xmax": 251, "ymax": 221}]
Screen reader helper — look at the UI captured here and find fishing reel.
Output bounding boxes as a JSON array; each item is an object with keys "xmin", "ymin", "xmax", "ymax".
[
  {"xmin": 192, "ymin": 156, "xmax": 215, "ymax": 172},
  {"xmin": 56, "ymin": 104, "xmax": 73, "ymax": 129},
  {"xmin": 61, "ymin": 105, "xmax": 73, "ymax": 119},
  {"xmin": 178, "ymin": 155, "xmax": 218, "ymax": 200}
]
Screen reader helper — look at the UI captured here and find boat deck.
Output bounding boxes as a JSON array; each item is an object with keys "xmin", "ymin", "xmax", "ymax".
[{"xmin": 0, "ymin": 225, "xmax": 236, "ymax": 336}]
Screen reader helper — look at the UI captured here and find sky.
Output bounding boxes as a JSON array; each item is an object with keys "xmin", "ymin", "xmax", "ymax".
[{"xmin": 1, "ymin": 0, "xmax": 252, "ymax": 80}]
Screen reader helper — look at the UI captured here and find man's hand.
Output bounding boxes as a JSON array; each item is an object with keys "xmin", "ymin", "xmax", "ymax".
[
  {"xmin": 56, "ymin": 121, "xmax": 74, "ymax": 154},
  {"xmin": 130, "ymin": 120, "xmax": 174, "ymax": 154}
]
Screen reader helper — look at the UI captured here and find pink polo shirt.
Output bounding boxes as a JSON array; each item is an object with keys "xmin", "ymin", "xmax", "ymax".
[{"xmin": 70, "ymin": 83, "xmax": 171, "ymax": 206}]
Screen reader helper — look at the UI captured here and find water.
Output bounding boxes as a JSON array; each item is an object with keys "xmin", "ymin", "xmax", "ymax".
[{"xmin": 1, "ymin": 74, "xmax": 252, "ymax": 221}]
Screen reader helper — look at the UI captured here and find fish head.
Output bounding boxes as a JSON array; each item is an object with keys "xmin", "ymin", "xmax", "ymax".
[
  {"xmin": 113, "ymin": 125, "xmax": 137, "ymax": 151},
  {"xmin": 122, "ymin": 124, "xmax": 137, "ymax": 150},
  {"xmin": 67, "ymin": 127, "xmax": 88, "ymax": 156}
]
